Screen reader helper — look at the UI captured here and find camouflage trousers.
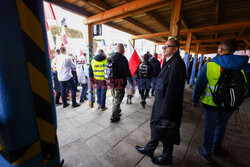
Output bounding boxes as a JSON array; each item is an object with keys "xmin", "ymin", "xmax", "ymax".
[{"xmin": 111, "ymin": 88, "xmax": 125, "ymax": 119}]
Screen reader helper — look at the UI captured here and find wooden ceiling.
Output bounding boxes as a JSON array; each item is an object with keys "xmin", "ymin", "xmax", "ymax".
[{"xmin": 46, "ymin": 0, "xmax": 250, "ymax": 54}]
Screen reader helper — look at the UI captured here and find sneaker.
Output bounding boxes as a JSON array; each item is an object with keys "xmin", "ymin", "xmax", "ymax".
[
  {"xmin": 97, "ymin": 104, "xmax": 100, "ymax": 109},
  {"xmin": 110, "ymin": 117, "xmax": 120, "ymax": 123},
  {"xmin": 197, "ymin": 147, "xmax": 212, "ymax": 164},
  {"xmin": 72, "ymin": 103, "xmax": 81, "ymax": 108},
  {"xmin": 79, "ymin": 99, "xmax": 84, "ymax": 103},
  {"xmin": 100, "ymin": 107, "xmax": 108, "ymax": 111},
  {"xmin": 63, "ymin": 103, "xmax": 70, "ymax": 108}
]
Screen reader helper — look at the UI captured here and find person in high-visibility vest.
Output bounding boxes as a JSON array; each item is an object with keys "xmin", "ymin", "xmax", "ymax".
[
  {"xmin": 192, "ymin": 39, "xmax": 250, "ymax": 164},
  {"xmin": 90, "ymin": 49, "xmax": 108, "ymax": 111}
]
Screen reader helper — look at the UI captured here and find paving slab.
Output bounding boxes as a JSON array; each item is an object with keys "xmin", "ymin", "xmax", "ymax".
[{"xmin": 56, "ymin": 87, "xmax": 250, "ymax": 167}]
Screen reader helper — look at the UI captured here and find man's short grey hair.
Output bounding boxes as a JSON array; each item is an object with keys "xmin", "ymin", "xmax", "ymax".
[{"xmin": 97, "ymin": 49, "xmax": 104, "ymax": 54}]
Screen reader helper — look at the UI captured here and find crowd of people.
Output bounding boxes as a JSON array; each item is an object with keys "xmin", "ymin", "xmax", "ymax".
[{"xmin": 51, "ymin": 38, "xmax": 250, "ymax": 165}]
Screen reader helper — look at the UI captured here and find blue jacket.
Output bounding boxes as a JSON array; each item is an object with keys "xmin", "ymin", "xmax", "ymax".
[{"xmin": 192, "ymin": 54, "xmax": 250, "ymax": 103}]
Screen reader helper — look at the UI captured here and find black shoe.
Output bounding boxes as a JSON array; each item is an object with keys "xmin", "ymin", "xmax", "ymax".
[
  {"xmin": 56, "ymin": 102, "xmax": 62, "ymax": 105},
  {"xmin": 135, "ymin": 146, "xmax": 153, "ymax": 158},
  {"xmin": 140, "ymin": 101, "xmax": 146, "ymax": 108},
  {"xmin": 72, "ymin": 103, "xmax": 81, "ymax": 108},
  {"xmin": 151, "ymin": 93, "xmax": 154, "ymax": 96},
  {"xmin": 212, "ymin": 148, "xmax": 221, "ymax": 156},
  {"xmin": 79, "ymin": 99, "xmax": 84, "ymax": 103},
  {"xmin": 63, "ymin": 103, "xmax": 70, "ymax": 108},
  {"xmin": 152, "ymin": 155, "xmax": 172, "ymax": 166},
  {"xmin": 110, "ymin": 117, "xmax": 120, "ymax": 123},
  {"xmin": 197, "ymin": 147, "xmax": 212, "ymax": 164},
  {"xmin": 84, "ymin": 97, "xmax": 88, "ymax": 100}
]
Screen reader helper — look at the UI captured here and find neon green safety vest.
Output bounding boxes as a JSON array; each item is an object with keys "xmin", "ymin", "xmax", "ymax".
[
  {"xmin": 201, "ymin": 62, "xmax": 247, "ymax": 106},
  {"xmin": 91, "ymin": 59, "xmax": 107, "ymax": 80}
]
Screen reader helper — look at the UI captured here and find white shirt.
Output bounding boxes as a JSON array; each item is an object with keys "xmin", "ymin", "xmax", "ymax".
[{"xmin": 55, "ymin": 53, "xmax": 76, "ymax": 81}]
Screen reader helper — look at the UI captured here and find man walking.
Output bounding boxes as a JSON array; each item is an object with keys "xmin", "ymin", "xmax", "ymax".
[
  {"xmin": 109, "ymin": 44, "xmax": 131, "ymax": 123},
  {"xmin": 192, "ymin": 39, "xmax": 250, "ymax": 164},
  {"xmin": 150, "ymin": 53, "xmax": 161, "ymax": 96},
  {"xmin": 135, "ymin": 37, "xmax": 186, "ymax": 165},
  {"xmin": 56, "ymin": 46, "xmax": 80, "ymax": 108},
  {"xmin": 90, "ymin": 49, "xmax": 108, "ymax": 111}
]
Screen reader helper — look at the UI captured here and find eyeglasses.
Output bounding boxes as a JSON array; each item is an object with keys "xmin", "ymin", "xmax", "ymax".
[{"xmin": 162, "ymin": 45, "xmax": 177, "ymax": 49}]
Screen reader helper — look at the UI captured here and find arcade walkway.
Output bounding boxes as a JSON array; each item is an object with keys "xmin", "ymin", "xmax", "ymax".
[{"xmin": 56, "ymin": 87, "xmax": 250, "ymax": 167}]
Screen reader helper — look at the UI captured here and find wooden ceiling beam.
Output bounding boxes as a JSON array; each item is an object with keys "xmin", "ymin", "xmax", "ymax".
[
  {"xmin": 181, "ymin": 15, "xmax": 197, "ymax": 40},
  {"xmin": 238, "ymin": 28, "xmax": 245, "ymax": 36},
  {"xmin": 132, "ymin": 21, "xmax": 250, "ymax": 39},
  {"xmin": 84, "ymin": 0, "xmax": 172, "ymax": 25},
  {"xmin": 214, "ymin": 0, "xmax": 220, "ymax": 38},
  {"xmin": 84, "ymin": 0, "xmax": 110, "ymax": 11},
  {"xmin": 243, "ymin": 39, "xmax": 250, "ymax": 46},
  {"xmin": 156, "ymin": 35, "xmax": 250, "ymax": 45},
  {"xmin": 146, "ymin": 11, "xmax": 169, "ymax": 30}
]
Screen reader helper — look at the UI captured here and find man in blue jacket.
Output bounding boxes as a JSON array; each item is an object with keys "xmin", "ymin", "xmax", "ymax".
[{"xmin": 192, "ymin": 39, "xmax": 250, "ymax": 164}]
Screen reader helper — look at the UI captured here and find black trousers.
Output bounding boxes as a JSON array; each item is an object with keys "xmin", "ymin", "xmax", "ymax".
[
  {"xmin": 139, "ymin": 88, "xmax": 150, "ymax": 100},
  {"xmin": 145, "ymin": 125, "xmax": 174, "ymax": 159},
  {"xmin": 55, "ymin": 91, "xmax": 61, "ymax": 104}
]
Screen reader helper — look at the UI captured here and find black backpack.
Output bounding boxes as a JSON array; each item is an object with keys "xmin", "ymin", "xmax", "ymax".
[
  {"xmin": 210, "ymin": 69, "xmax": 247, "ymax": 112},
  {"xmin": 104, "ymin": 57, "xmax": 114, "ymax": 80},
  {"xmin": 139, "ymin": 63, "xmax": 152, "ymax": 79}
]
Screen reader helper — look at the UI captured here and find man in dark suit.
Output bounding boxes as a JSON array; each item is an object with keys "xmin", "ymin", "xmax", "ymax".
[{"xmin": 135, "ymin": 37, "xmax": 186, "ymax": 165}]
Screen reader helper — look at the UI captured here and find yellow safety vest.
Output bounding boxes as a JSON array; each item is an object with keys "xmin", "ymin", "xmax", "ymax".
[
  {"xmin": 91, "ymin": 59, "xmax": 107, "ymax": 80},
  {"xmin": 51, "ymin": 58, "xmax": 57, "ymax": 71},
  {"xmin": 201, "ymin": 62, "xmax": 247, "ymax": 106}
]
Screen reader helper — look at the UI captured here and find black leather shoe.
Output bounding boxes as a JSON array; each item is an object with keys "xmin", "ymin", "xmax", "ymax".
[
  {"xmin": 135, "ymin": 146, "xmax": 153, "ymax": 158},
  {"xmin": 72, "ymin": 103, "xmax": 80, "ymax": 108},
  {"xmin": 110, "ymin": 117, "xmax": 120, "ymax": 123},
  {"xmin": 152, "ymin": 155, "xmax": 172, "ymax": 166}
]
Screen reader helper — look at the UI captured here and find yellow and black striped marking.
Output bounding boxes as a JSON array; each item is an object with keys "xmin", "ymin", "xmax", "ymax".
[{"xmin": 0, "ymin": 0, "xmax": 60, "ymax": 166}]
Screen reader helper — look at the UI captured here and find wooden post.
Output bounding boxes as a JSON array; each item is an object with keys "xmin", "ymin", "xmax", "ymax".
[
  {"xmin": 169, "ymin": 0, "xmax": 183, "ymax": 36},
  {"xmin": 195, "ymin": 42, "xmax": 200, "ymax": 57},
  {"xmin": 154, "ymin": 44, "xmax": 157, "ymax": 53},
  {"xmin": 184, "ymin": 32, "xmax": 192, "ymax": 69},
  {"xmin": 131, "ymin": 39, "xmax": 135, "ymax": 48},
  {"xmin": 87, "ymin": 24, "xmax": 94, "ymax": 108}
]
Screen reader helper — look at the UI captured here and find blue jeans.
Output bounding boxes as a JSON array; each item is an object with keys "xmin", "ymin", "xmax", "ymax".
[
  {"xmin": 202, "ymin": 108, "xmax": 233, "ymax": 157},
  {"xmin": 151, "ymin": 78, "xmax": 157, "ymax": 95},
  {"xmin": 80, "ymin": 83, "xmax": 87, "ymax": 101},
  {"xmin": 60, "ymin": 77, "xmax": 77, "ymax": 105},
  {"xmin": 96, "ymin": 85, "xmax": 107, "ymax": 109}
]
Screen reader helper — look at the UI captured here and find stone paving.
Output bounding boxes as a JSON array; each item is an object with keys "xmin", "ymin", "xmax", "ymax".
[{"xmin": 56, "ymin": 87, "xmax": 250, "ymax": 167}]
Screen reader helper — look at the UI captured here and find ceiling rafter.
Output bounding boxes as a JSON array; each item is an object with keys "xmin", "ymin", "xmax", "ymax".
[
  {"xmin": 83, "ymin": 0, "xmax": 172, "ymax": 25},
  {"xmin": 84, "ymin": 0, "xmax": 167, "ymax": 40},
  {"xmin": 214, "ymin": 0, "xmax": 220, "ymax": 38},
  {"xmin": 132, "ymin": 21, "xmax": 250, "ymax": 39},
  {"xmin": 146, "ymin": 11, "xmax": 169, "ymax": 30}
]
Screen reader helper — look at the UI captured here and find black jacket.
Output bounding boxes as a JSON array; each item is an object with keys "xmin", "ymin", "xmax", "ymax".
[
  {"xmin": 111, "ymin": 52, "xmax": 131, "ymax": 88},
  {"xmin": 150, "ymin": 54, "xmax": 186, "ymax": 144},
  {"xmin": 150, "ymin": 57, "xmax": 161, "ymax": 78}
]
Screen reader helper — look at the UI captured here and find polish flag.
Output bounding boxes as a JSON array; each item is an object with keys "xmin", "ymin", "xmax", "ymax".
[{"xmin": 125, "ymin": 41, "xmax": 140, "ymax": 77}]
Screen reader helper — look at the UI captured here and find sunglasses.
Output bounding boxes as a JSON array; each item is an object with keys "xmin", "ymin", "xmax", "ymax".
[{"xmin": 162, "ymin": 45, "xmax": 177, "ymax": 49}]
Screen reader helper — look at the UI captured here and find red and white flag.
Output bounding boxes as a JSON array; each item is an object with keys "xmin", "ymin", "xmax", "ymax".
[{"xmin": 125, "ymin": 41, "xmax": 141, "ymax": 77}]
